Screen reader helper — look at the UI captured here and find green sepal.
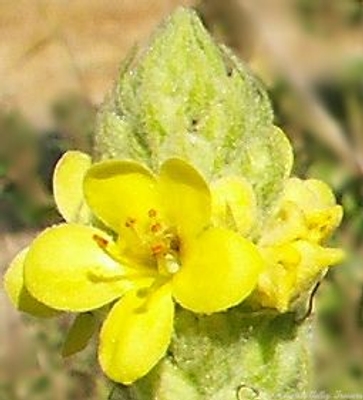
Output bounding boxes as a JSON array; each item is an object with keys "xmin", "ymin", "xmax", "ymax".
[{"xmin": 62, "ymin": 312, "xmax": 98, "ymax": 357}]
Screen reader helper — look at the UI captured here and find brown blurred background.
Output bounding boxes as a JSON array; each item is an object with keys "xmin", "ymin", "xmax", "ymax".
[{"xmin": 1, "ymin": 0, "xmax": 363, "ymax": 398}]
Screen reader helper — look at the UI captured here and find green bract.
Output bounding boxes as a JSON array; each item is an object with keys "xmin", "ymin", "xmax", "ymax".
[{"xmin": 96, "ymin": 8, "xmax": 293, "ymax": 229}]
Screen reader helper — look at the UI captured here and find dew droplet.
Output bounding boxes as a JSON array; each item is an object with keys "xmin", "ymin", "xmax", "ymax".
[{"xmin": 236, "ymin": 384, "xmax": 259, "ymax": 400}]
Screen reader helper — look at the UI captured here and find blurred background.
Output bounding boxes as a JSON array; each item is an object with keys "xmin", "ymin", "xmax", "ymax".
[{"xmin": 0, "ymin": 0, "xmax": 362, "ymax": 398}]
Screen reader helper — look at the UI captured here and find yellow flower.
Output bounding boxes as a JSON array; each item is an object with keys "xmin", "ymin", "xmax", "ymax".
[
  {"xmin": 209, "ymin": 175, "xmax": 344, "ymax": 312},
  {"xmin": 256, "ymin": 178, "xmax": 344, "ymax": 312},
  {"xmin": 4, "ymin": 151, "xmax": 263, "ymax": 384}
]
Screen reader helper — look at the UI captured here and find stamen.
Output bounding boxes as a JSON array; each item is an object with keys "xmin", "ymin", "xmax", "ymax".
[
  {"xmin": 124, "ymin": 217, "xmax": 148, "ymax": 249},
  {"xmin": 169, "ymin": 237, "xmax": 180, "ymax": 252},
  {"xmin": 92, "ymin": 234, "xmax": 109, "ymax": 248},
  {"xmin": 88, "ymin": 268, "xmax": 157, "ymax": 283},
  {"xmin": 93, "ymin": 234, "xmax": 136, "ymax": 267},
  {"xmin": 151, "ymin": 223, "xmax": 162, "ymax": 233},
  {"xmin": 88, "ymin": 269, "xmax": 126, "ymax": 282},
  {"xmin": 151, "ymin": 243, "xmax": 165, "ymax": 256},
  {"xmin": 148, "ymin": 209, "xmax": 157, "ymax": 218}
]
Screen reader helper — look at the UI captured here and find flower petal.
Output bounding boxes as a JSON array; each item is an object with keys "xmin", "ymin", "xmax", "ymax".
[
  {"xmin": 211, "ymin": 176, "xmax": 257, "ymax": 236},
  {"xmin": 99, "ymin": 284, "xmax": 174, "ymax": 384},
  {"xmin": 305, "ymin": 205, "xmax": 343, "ymax": 243},
  {"xmin": 256, "ymin": 244, "xmax": 301, "ymax": 312},
  {"xmin": 53, "ymin": 151, "xmax": 91, "ymax": 223},
  {"xmin": 24, "ymin": 224, "xmax": 138, "ymax": 312},
  {"xmin": 173, "ymin": 227, "xmax": 264, "ymax": 313},
  {"xmin": 62, "ymin": 313, "xmax": 97, "ymax": 357},
  {"xmin": 293, "ymin": 240, "xmax": 345, "ymax": 291},
  {"xmin": 4, "ymin": 248, "xmax": 59, "ymax": 318},
  {"xmin": 284, "ymin": 178, "xmax": 337, "ymax": 211},
  {"xmin": 259, "ymin": 201, "xmax": 307, "ymax": 246},
  {"xmin": 262, "ymin": 177, "xmax": 343, "ymax": 246},
  {"xmin": 158, "ymin": 158, "xmax": 211, "ymax": 237},
  {"xmin": 84, "ymin": 160, "xmax": 158, "ymax": 232},
  {"xmin": 256, "ymin": 261, "xmax": 296, "ymax": 313},
  {"xmin": 256, "ymin": 240, "xmax": 345, "ymax": 312},
  {"xmin": 305, "ymin": 179, "xmax": 336, "ymax": 207}
]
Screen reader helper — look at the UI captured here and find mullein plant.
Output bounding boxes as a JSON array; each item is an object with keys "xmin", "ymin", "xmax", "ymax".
[{"xmin": 4, "ymin": 8, "xmax": 344, "ymax": 400}]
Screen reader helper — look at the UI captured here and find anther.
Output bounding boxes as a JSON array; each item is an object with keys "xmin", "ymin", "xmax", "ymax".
[
  {"xmin": 151, "ymin": 243, "xmax": 165, "ymax": 256},
  {"xmin": 92, "ymin": 234, "xmax": 109, "ymax": 248},
  {"xmin": 170, "ymin": 237, "xmax": 180, "ymax": 252},
  {"xmin": 151, "ymin": 223, "xmax": 162, "ymax": 233},
  {"xmin": 148, "ymin": 209, "xmax": 157, "ymax": 218},
  {"xmin": 125, "ymin": 217, "xmax": 136, "ymax": 228}
]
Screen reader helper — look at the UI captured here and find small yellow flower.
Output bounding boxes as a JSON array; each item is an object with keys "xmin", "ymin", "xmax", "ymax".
[
  {"xmin": 209, "ymin": 174, "xmax": 344, "ymax": 312},
  {"xmin": 4, "ymin": 151, "xmax": 263, "ymax": 384},
  {"xmin": 256, "ymin": 178, "xmax": 344, "ymax": 312}
]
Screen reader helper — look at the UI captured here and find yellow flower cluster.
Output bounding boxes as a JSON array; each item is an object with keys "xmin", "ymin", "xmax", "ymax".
[
  {"xmin": 256, "ymin": 178, "xmax": 344, "ymax": 312},
  {"xmin": 4, "ymin": 151, "xmax": 344, "ymax": 384}
]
